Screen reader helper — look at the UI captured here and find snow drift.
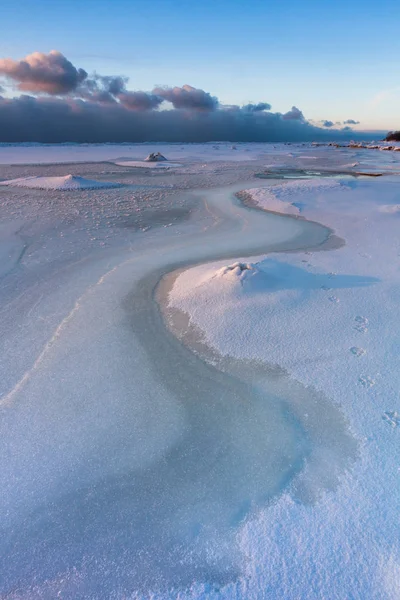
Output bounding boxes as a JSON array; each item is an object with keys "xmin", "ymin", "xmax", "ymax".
[{"xmin": 0, "ymin": 174, "xmax": 122, "ymax": 190}]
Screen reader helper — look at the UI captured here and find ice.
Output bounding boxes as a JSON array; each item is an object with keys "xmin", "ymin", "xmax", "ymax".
[
  {"xmin": 1, "ymin": 144, "xmax": 400, "ymax": 598},
  {"xmin": 115, "ymin": 160, "xmax": 183, "ymax": 168},
  {"xmin": 167, "ymin": 172, "xmax": 400, "ymax": 599}
]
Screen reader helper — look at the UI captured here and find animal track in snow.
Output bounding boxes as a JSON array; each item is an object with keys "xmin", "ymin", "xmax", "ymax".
[
  {"xmin": 354, "ymin": 316, "xmax": 369, "ymax": 333},
  {"xmin": 355, "ymin": 316, "xmax": 369, "ymax": 324},
  {"xmin": 382, "ymin": 411, "xmax": 399, "ymax": 428},
  {"xmin": 329, "ymin": 295, "xmax": 340, "ymax": 303},
  {"xmin": 359, "ymin": 375, "xmax": 375, "ymax": 389},
  {"xmin": 355, "ymin": 324, "xmax": 368, "ymax": 333},
  {"xmin": 350, "ymin": 347, "xmax": 366, "ymax": 357}
]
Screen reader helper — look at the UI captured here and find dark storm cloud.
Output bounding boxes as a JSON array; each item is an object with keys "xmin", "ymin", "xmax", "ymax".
[
  {"xmin": 322, "ymin": 120, "xmax": 334, "ymax": 127},
  {"xmin": 343, "ymin": 119, "xmax": 360, "ymax": 125},
  {"xmin": 78, "ymin": 75, "xmax": 128, "ymax": 103},
  {"xmin": 152, "ymin": 85, "xmax": 218, "ymax": 111},
  {"xmin": 0, "ymin": 94, "xmax": 365, "ymax": 143},
  {"xmin": 282, "ymin": 106, "xmax": 304, "ymax": 121},
  {"xmin": 0, "ymin": 50, "xmax": 368, "ymax": 143},
  {"xmin": 0, "ymin": 51, "xmax": 87, "ymax": 95},
  {"xmin": 242, "ymin": 102, "xmax": 272, "ymax": 112}
]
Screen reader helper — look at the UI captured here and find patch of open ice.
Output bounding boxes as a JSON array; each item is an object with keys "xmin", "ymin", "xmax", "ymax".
[
  {"xmin": 0, "ymin": 174, "xmax": 122, "ymax": 190},
  {"xmin": 114, "ymin": 160, "xmax": 183, "ymax": 169},
  {"xmin": 167, "ymin": 174, "xmax": 400, "ymax": 599}
]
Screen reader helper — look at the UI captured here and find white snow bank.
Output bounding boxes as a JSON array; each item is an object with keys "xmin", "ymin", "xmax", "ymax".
[
  {"xmin": 168, "ymin": 176, "xmax": 400, "ymax": 600},
  {"xmin": 0, "ymin": 174, "xmax": 122, "ymax": 190},
  {"xmin": 379, "ymin": 204, "xmax": 400, "ymax": 213},
  {"xmin": 244, "ymin": 178, "xmax": 343, "ymax": 215}
]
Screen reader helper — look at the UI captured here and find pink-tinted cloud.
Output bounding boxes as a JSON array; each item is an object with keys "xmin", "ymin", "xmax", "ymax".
[
  {"xmin": 0, "ymin": 49, "xmax": 366, "ymax": 142},
  {"xmin": 0, "ymin": 50, "xmax": 87, "ymax": 95},
  {"xmin": 152, "ymin": 84, "xmax": 218, "ymax": 111},
  {"xmin": 117, "ymin": 91, "xmax": 163, "ymax": 111}
]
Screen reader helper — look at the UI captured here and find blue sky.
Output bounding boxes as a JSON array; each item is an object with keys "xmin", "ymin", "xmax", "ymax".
[{"xmin": 1, "ymin": 0, "xmax": 399, "ymax": 131}]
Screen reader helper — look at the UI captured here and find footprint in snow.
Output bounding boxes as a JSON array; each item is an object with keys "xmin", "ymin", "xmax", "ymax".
[
  {"xmin": 382, "ymin": 411, "xmax": 400, "ymax": 428},
  {"xmin": 359, "ymin": 375, "xmax": 375, "ymax": 388},
  {"xmin": 350, "ymin": 347, "xmax": 366, "ymax": 357},
  {"xmin": 329, "ymin": 295, "xmax": 340, "ymax": 303},
  {"xmin": 354, "ymin": 316, "xmax": 368, "ymax": 333},
  {"xmin": 355, "ymin": 316, "xmax": 369, "ymax": 324}
]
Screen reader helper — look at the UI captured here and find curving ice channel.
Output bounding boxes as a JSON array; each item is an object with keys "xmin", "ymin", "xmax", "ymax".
[{"xmin": 0, "ymin": 181, "xmax": 356, "ymax": 597}]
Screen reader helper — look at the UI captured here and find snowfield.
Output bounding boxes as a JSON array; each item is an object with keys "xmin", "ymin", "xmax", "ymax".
[
  {"xmin": 0, "ymin": 174, "xmax": 122, "ymax": 190},
  {"xmin": 167, "ymin": 175, "xmax": 400, "ymax": 599},
  {"xmin": 1, "ymin": 143, "xmax": 400, "ymax": 599}
]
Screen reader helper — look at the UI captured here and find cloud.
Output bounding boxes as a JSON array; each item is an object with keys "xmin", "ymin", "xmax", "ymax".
[
  {"xmin": 0, "ymin": 50, "xmax": 87, "ymax": 94},
  {"xmin": 117, "ymin": 91, "xmax": 163, "ymax": 111},
  {"xmin": 242, "ymin": 102, "xmax": 271, "ymax": 112},
  {"xmin": 282, "ymin": 106, "xmax": 304, "ymax": 121},
  {"xmin": 152, "ymin": 84, "xmax": 218, "ymax": 111},
  {"xmin": 343, "ymin": 119, "xmax": 360, "ymax": 125},
  {"xmin": 0, "ymin": 50, "xmax": 371, "ymax": 143},
  {"xmin": 322, "ymin": 120, "xmax": 334, "ymax": 127},
  {"xmin": 0, "ymin": 94, "xmax": 367, "ymax": 143},
  {"xmin": 78, "ymin": 74, "xmax": 128, "ymax": 103}
]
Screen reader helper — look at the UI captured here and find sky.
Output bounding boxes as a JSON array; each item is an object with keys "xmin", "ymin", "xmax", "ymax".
[{"xmin": 0, "ymin": 0, "xmax": 399, "ymax": 140}]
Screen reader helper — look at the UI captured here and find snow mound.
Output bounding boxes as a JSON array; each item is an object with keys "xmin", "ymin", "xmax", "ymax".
[
  {"xmin": 213, "ymin": 261, "xmax": 267, "ymax": 290},
  {"xmin": 145, "ymin": 152, "xmax": 167, "ymax": 162},
  {"xmin": 176, "ymin": 260, "xmax": 292, "ymax": 302},
  {"xmin": 0, "ymin": 175, "xmax": 122, "ymax": 190},
  {"xmin": 243, "ymin": 178, "xmax": 343, "ymax": 216}
]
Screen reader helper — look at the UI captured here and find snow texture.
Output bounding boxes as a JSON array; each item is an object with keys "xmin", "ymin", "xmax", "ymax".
[
  {"xmin": 0, "ymin": 174, "xmax": 122, "ymax": 190},
  {"xmin": 168, "ymin": 175, "xmax": 400, "ymax": 600},
  {"xmin": 1, "ymin": 143, "xmax": 400, "ymax": 599}
]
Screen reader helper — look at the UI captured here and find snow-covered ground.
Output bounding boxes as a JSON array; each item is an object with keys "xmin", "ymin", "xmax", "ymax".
[
  {"xmin": 1, "ymin": 143, "xmax": 399, "ymax": 599},
  {"xmin": 0, "ymin": 174, "xmax": 122, "ymax": 190},
  {"xmin": 167, "ymin": 174, "xmax": 400, "ymax": 599}
]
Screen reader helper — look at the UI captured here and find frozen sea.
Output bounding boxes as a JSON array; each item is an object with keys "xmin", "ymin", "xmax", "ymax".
[{"xmin": 0, "ymin": 142, "xmax": 399, "ymax": 599}]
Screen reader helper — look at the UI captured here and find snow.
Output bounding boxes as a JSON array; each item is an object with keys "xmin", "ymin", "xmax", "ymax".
[
  {"xmin": 0, "ymin": 174, "xmax": 122, "ymax": 190},
  {"xmin": 115, "ymin": 160, "xmax": 183, "ymax": 168},
  {"xmin": 243, "ymin": 178, "xmax": 342, "ymax": 216},
  {"xmin": 168, "ymin": 175, "xmax": 400, "ymax": 600},
  {"xmin": 1, "ymin": 144, "xmax": 400, "ymax": 599},
  {"xmin": 145, "ymin": 151, "xmax": 168, "ymax": 161}
]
